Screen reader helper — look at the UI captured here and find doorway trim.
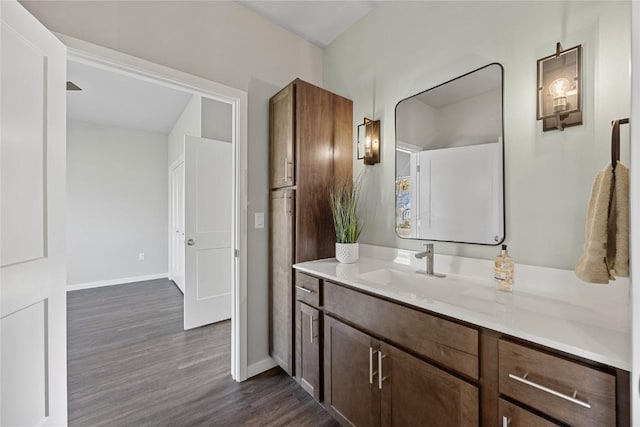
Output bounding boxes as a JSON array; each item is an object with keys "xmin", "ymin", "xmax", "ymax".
[{"xmin": 63, "ymin": 34, "xmax": 249, "ymax": 382}]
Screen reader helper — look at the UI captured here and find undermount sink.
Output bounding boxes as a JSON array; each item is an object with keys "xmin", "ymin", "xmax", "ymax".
[{"xmin": 357, "ymin": 268, "xmax": 458, "ymax": 301}]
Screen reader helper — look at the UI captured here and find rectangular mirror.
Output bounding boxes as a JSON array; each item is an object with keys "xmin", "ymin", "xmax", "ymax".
[{"xmin": 395, "ymin": 63, "xmax": 505, "ymax": 245}]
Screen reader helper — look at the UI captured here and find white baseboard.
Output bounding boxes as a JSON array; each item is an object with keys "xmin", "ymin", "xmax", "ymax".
[
  {"xmin": 67, "ymin": 273, "xmax": 169, "ymax": 292},
  {"xmin": 247, "ymin": 357, "xmax": 278, "ymax": 379}
]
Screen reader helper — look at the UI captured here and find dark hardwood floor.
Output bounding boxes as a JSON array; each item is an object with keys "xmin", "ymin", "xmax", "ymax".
[{"xmin": 67, "ymin": 279, "xmax": 338, "ymax": 426}]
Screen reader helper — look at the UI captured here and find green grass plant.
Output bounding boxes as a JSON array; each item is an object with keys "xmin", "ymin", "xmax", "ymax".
[{"xmin": 329, "ymin": 175, "xmax": 363, "ymax": 244}]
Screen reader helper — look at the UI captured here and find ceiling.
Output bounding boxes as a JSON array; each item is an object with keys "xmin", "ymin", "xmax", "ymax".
[
  {"xmin": 66, "ymin": 1, "xmax": 376, "ymax": 133},
  {"xmin": 67, "ymin": 61, "xmax": 193, "ymax": 135},
  {"xmin": 238, "ymin": 0, "xmax": 376, "ymax": 47}
]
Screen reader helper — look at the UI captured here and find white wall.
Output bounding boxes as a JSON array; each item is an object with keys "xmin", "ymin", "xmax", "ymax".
[
  {"xmin": 324, "ymin": 1, "xmax": 631, "ymax": 270},
  {"xmin": 246, "ymin": 78, "xmax": 280, "ymax": 367},
  {"xmin": 168, "ymin": 94, "xmax": 201, "ymax": 165},
  {"xmin": 67, "ymin": 120, "xmax": 168, "ymax": 286},
  {"xmin": 202, "ymin": 97, "xmax": 232, "ymax": 143}
]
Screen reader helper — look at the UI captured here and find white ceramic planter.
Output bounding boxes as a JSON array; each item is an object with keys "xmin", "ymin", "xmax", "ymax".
[{"xmin": 336, "ymin": 242, "xmax": 359, "ymax": 264}]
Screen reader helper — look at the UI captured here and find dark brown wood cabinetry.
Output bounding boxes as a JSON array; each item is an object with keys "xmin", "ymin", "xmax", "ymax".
[
  {"xmin": 498, "ymin": 398, "xmax": 561, "ymax": 426},
  {"xmin": 269, "ymin": 190, "xmax": 295, "ymax": 374},
  {"xmin": 323, "ymin": 283, "xmax": 479, "ymax": 427},
  {"xmin": 380, "ymin": 342, "xmax": 478, "ymax": 426},
  {"xmin": 312, "ymin": 276, "xmax": 628, "ymax": 427},
  {"xmin": 498, "ymin": 339, "xmax": 617, "ymax": 426},
  {"xmin": 269, "ymin": 84, "xmax": 295, "ymax": 189},
  {"xmin": 296, "ymin": 301, "xmax": 321, "ymax": 399},
  {"xmin": 324, "ymin": 316, "xmax": 381, "ymax": 427},
  {"xmin": 294, "ymin": 272, "xmax": 323, "ymax": 400},
  {"xmin": 269, "ymin": 79, "xmax": 352, "ymax": 377}
]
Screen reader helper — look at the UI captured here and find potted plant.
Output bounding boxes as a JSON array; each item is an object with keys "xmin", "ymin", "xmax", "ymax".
[{"xmin": 329, "ymin": 176, "xmax": 363, "ymax": 263}]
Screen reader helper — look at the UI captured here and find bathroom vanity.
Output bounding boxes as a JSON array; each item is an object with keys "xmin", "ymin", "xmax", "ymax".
[{"xmin": 293, "ymin": 253, "xmax": 630, "ymax": 427}]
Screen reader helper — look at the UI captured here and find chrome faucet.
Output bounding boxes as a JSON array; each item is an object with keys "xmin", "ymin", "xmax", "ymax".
[{"xmin": 415, "ymin": 243, "xmax": 446, "ymax": 278}]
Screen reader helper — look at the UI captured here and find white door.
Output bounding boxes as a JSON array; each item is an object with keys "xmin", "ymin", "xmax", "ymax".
[
  {"xmin": 170, "ymin": 160, "xmax": 186, "ymax": 293},
  {"xmin": 184, "ymin": 136, "xmax": 233, "ymax": 329},
  {"xmin": 1, "ymin": 1, "xmax": 67, "ymax": 425}
]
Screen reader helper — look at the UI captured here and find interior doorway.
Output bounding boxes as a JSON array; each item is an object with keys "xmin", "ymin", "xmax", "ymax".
[{"xmin": 64, "ymin": 37, "xmax": 248, "ymax": 381}]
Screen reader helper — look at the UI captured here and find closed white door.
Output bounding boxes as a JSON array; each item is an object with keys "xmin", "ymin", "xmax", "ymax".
[
  {"xmin": 1, "ymin": 1, "xmax": 67, "ymax": 425},
  {"xmin": 184, "ymin": 136, "xmax": 232, "ymax": 329},
  {"xmin": 170, "ymin": 160, "xmax": 186, "ymax": 293}
]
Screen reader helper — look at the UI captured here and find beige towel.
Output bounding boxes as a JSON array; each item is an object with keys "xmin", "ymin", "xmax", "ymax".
[
  {"xmin": 575, "ymin": 166, "xmax": 613, "ymax": 283},
  {"xmin": 608, "ymin": 163, "xmax": 629, "ymax": 277},
  {"xmin": 575, "ymin": 163, "xmax": 630, "ymax": 283}
]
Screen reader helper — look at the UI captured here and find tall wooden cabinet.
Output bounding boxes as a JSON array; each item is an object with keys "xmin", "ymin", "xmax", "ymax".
[{"xmin": 269, "ymin": 79, "xmax": 353, "ymax": 376}]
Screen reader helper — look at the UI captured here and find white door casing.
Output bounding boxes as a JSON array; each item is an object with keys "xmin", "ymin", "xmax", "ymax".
[
  {"xmin": 63, "ymin": 36, "xmax": 248, "ymax": 381},
  {"xmin": 184, "ymin": 136, "xmax": 233, "ymax": 330},
  {"xmin": 170, "ymin": 158, "xmax": 185, "ymax": 293},
  {"xmin": 1, "ymin": 1, "xmax": 67, "ymax": 425}
]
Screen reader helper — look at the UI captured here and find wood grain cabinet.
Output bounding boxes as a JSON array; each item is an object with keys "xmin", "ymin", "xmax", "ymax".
[
  {"xmin": 324, "ymin": 315, "xmax": 479, "ymax": 427},
  {"xmin": 299, "ymin": 276, "xmax": 629, "ymax": 426},
  {"xmin": 296, "ymin": 302, "xmax": 321, "ymax": 399},
  {"xmin": 295, "ymin": 272, "xmax": 323, "ymax": 400},
  {"xmin": 269, "ymin": 85, "xmax": 294, "ymax": 190},
  {"xmin": 269, "ymin": 189, "xmax": 295, "ymax": 374},
  {"xmin": 269, "ymin": 79, "xmax": 352, "ymax": 377},
  {"xmin": 498, "ymin": 398, "xmax": 561, "ymax": 427},
  {"xmin": 498, "ymin": 339, "xmax": 617, "ymax": 427},
  {"xmin": 323, "ymin": 281, "xmax": 479, "ymax": 426}
]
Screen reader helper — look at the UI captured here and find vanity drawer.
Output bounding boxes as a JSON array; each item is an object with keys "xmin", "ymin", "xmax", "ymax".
[
  {"xmin": 498, "ymin": 339, "xmax": 616, "ymax": 426},
  {"xmin": 295, "ymin": 272, "xmax": 320, "ymax": 307},
  {"xmin": 324, "ymin": 281, "xmax": 478, "ymax": 379},
  {"xmin": 499, "ymin": 398, "xmax": 561, "ymax": 426}
]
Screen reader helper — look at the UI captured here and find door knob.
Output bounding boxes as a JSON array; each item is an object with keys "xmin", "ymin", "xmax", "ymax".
[{"xmin": 186, "ymin": 239, "xmax": 195, "ymax": 246}]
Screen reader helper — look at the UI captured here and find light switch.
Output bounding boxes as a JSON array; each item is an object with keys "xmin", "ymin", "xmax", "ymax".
[{"xmin": 254, "ymin": 212, "xmax": 265, "ymax": 229}]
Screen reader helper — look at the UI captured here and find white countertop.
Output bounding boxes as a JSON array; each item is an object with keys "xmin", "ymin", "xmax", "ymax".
[{"xmin": 294, "ymin": 253, "xmax": 631, "ymax": 371}]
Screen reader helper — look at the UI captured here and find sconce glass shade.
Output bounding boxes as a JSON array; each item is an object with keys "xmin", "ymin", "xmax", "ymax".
[
  {"xmin": 357, "ymin": 118, "xmax": 380, "ymax": 165},
  {"xmin": 536, "ymin": 44, "xmax": 582, "ymax": 131}
]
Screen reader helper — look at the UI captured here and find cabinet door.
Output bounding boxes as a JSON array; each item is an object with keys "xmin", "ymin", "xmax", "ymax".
[
  {"xmin": 379, "ymin": 342, "xmax": 478, "ymax": 427},
  {"xmin": 296, "ymin": 302, "xmax": 321, "ymax": 400},
  {"xmin": 324, "ymin": 316, "xmax": 380, "ymax": 427},
  {"xmin": 269, "ymin": 84, "xmax": 295, "ymax": 189},
  {"xmin": 499, "ymin": 398, "xmax": 561, "ymax": 427},
  {"xmin": 269, "ymin": 189, "xmax": 295, "ymax": 374}
]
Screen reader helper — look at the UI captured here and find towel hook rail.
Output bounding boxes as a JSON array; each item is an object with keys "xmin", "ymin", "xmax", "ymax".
[{"xmin": 611, "ymin": 117, "xmax": 630, "ymax": 171}]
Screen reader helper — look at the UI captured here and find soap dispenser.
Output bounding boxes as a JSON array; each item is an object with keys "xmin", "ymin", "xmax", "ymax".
[{"xmin": 495, "ymin": 244, "xmax": 514, "ymax": 291}]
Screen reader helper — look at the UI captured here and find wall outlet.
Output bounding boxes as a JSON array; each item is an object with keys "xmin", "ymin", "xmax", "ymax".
[{"xmin": 138, "ymin": 252, "xmax": 145, "ymax": 261}]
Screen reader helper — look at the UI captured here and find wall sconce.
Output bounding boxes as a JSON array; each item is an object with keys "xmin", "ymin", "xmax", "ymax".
[
  {"xmin": 357, "ymin": 118, "xmax": 380, "ymax": 165},
  {"xmin": 536, "ymin": 43, "xmax": 582, "ymax": 131}
]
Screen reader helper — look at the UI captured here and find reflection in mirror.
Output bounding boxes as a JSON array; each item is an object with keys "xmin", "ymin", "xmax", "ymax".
[{"xmin": 395, "ymin": 63, "xmax": 504, "ymax": 245}]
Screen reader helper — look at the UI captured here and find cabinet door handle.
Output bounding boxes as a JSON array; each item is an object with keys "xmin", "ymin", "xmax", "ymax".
[
  {"xmin": 283, "ymin": 192, "xmax": 288, "ymax": 217},
  {"xmin": 369, "ymin": 347, "xmax": 377, "ymax": 385},
  {"xmin": 502, "ymin": 416, "xmax": 510, "ymax": 427},
  {"xmin": 378, "ymin": 351, "xmax": 387, "ymax": 390},
  {"xmin": 309, "ymin": 317, "xmax": 314, "ymax": 344},
  {"xmin": 508, "ymin": 373, "xmax": 591, "ymax": 409},
  {"xmin": 283, "ymin": 191, "xmax": 292, "ymax": 217},
  {"xmin": 284, "ymin": 156, "xmax": 292, "ymax": 182},
  {"xmin": 295, "ymin": 285, "xmax": 313, "ymax": 294}
]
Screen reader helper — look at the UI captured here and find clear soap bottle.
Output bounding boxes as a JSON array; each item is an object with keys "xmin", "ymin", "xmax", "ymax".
[{"xmin": 495, "ymin": 244, "xmax": 514, "ymax": 291}]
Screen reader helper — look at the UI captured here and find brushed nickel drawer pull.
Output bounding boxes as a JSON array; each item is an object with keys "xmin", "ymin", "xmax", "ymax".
[
  {"xmin": 295, "ymin": 285, "xmax": 314, "ymax": 294},
  {"xmin": 378, "ymin": 351, "xmax": 387, "ymax": 390},
  {"xmin": 283, "ymin": 192, "xmax": 288, "ymax": 217},
  {"xmin": 508, "ymin": 373, "xmax": 591, "ymax": 409},
  {"xmin": 369, "ymin": 347, "xmax": 377, "ymax": 384},
  {"xmin": 284, "ymin": 157, "xmax": 292, "ymax": 182}
]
